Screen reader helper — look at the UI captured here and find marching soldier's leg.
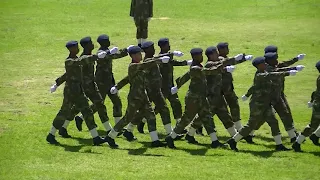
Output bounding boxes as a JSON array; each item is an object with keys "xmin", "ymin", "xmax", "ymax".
[
  {"xmin": 167, "ymin": 92, "xmax": 183, "ymax": 123},
  {"xmin": 107, "ymin": 92, "xmax": 123, "ymax": 124},
  {"xmin": 265, "ymin": 107, "xmax": 289, "ymax": 151},
  {"xmin": 211, "ymin": 96, "xmax": 237, "ymax": 137},
  {"xmin": 141, "ymin": 98, "xmax": 166, "ymax": 147},
  {"xmin": 224, "ymin": 89, "xmax": 242, "ymax": 130},
  {"xmin": 272, "ymin": 99, "xmax": 296, "ymax": 142},
  {"xmin": 310, "ymin": 126, "xmax": 320, "ymax": 146},
  {"xmin": 166, "ymin": 95, "xmax": 199, "ymax": 148},
  {"xmin": 293, "ymin": 104, "xmax": 320, "ymax": 152}
]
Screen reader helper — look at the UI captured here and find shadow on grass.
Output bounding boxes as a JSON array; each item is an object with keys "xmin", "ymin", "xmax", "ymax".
[
  {"xmin": 240, "ymin": 149, "xmax": 275, "ymax": 158},
  {"xmin": 71, "ymin": 137, "xmax": 93, "ymax": 145},
  {"xmin": 253, "ymin": 135, "xmax": 275, "ymax": 143},
  {"xmin": 57, "ymin": 143, "xmax": 102, "ymax": 154},
  {"xmin": 118, "ymin": 141, "xmax": 166, "ymax": 157}
]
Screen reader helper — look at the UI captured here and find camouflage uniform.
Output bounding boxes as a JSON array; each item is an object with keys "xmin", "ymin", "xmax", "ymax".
[
  {"xmin": 132, "ymin": 56, "xmax": 171, "ymax": 126},
  {"xmin": 94, "ymin": 48, "xmax": 128, "ymax": 118},
  {"xmin": 52, "ymin": 56, "xmax": 97, "ymax": 131},
  {"xmin": 238, "ymin": 71, "xmax": 289, "ymax": 137},
  {"xmin": 300, "ymin": 75, "xmax": 320, "ymax": 137},
  {"xmin": 220, "ymin": 55, "xmax": 246, "ymax": 123},
  {"xmin": 130, "ymin": 0, "xmax": 153, "ymax": 39},
  {"xmin": 254, "ymin": 58, "xmax": 298, "ymax": 131},
  {"xmin": 173, "ymin": 64, "xmax": 218, "ymax": 135},
  {"xmin": 113, "ymin": 58, "xmax": 161, "ymax": 133},
  {"xmin": 157, "ymin": 54, "xmax": 188, "ymax": 120}
]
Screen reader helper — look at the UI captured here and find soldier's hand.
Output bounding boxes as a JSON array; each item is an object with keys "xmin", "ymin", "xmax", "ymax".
[
  {"xmin": 110, "ymin": 86, "xmax": 118, "ymax": 94},
  {"xmin": 98, "ymin": 51, "xmax": 107, "ymax": 59},
  {"xmin": 241, "ymin": 95, "xmax": 248, "ymax": 101},
  {"xmin": 234, "ymin": 54, "xmax": 244, "ymax": 61},
  {"xmin": 308, "ymin": 101, "xmax": 313, "ymax": 108},
  {"xmin": 245, "ymin": 55, "xmax": 254, "ymax": 61},
  {"xmin": 289, "ymin": 70, "xmax": 298, "ymax": 76},
  {"xmin": 172, "ymin": 51, "xmax": 184, "ymax": 57},
  {"xmin": 296, "ymin": 65, "xmax": 305, "ymax": 71},
  {"xmin": 127, "ymin": 45, "xmax": 135, "ymax": 51},
  {"xmin": 110, "ymin": 47, "xmax": 119, "ymax": 55},
  {"xmin": 187, "ymin": 60, "xmax": 193, "ymax": 65},
  {"xmin": 225, "ymin": 65, "xmax": 236, "ymax": 73},
  {"xmin": 296, "ymin": 54, "xmax": 306, "ymax": 60},
  {"xmin": 161, "ymin": 56, "xmax": 170, "ymax": 63},
  {"xmin": 50, "ymin": 83, "xmax": 58, "ymax": 93},
  {"xmin": 171, "ymin": 86, "xmax": 178, "ymax": 94}
]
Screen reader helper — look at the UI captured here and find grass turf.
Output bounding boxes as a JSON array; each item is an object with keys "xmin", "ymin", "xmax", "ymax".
[{"xmin": 0, "ymin": 0, "xmax": 320, "ymax": 179}]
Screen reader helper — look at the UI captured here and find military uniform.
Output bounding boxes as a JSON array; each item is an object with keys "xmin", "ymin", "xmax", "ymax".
[
  {"xmin": 46, "ymin": 41, "xmax": 102, "ymax": 145},
  {"xmin": 254, "ymin": 53, "xmax": 299, "ymax": 140},
  {"xmin": 227, "ymin": 57, "xmax": 291, "ymax": 151},
  {"xmin": 94, "ymin": 47, "xmax": 128, "ymax": 120},
  {"xmin": 166, "ymin": 48, "xmax": 223, "ymax": 149},
  {"xmin": 130, "ymin": 0, "xmax": 153, "ymax": 41},
  {"xmin": 293, "ymin": 62, "xmax": 320, "ymax": 151},
  {"xmin": 106, "ymin": 46, "xmax": 167, "ymax": 147},
  {"xmin": 157, "ymin": 54, "xmax": 188, "ymax": 121}
]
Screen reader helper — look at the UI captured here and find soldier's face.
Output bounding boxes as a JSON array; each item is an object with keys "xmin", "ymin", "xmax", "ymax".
[
  {"xmin": 161, "ymin": 44, "xmax": 170, "ymax": 52},
  {"xmin": 267, "ymin": 59, "xmax": 278, "ymax": 66},
  {"xmin": 193, "ymin": 54, "xmax": 203, "ymax": 63},
  {"xmin": 69, "ymin": 46, "xmax": 79, "ymax": 55},
  {"xmin": 131, "ymin": 52, "xmax": 142, "ymax": 63},
  {"xmin": 257, "ymin": 63, "xmax": 266, "ymax": 71},
  {"xmin": 219, "ymin": 47, "xmax": 229, "ymax": 56},
  {"xmin": 87, "ymin": 42, "xmax": 94, "ymax": 51},
  {"xmin": 100, "ymin": 40, "xmax": 110, "ymax": 47},
  {"xmin": 208, "ymin": 51, "xmax": 219, "ymax": 61}
]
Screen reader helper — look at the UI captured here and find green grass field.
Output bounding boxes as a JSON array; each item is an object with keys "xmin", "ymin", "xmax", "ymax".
[{"xmin": 1, "ymin": 0, "xmax": 320, "ymax": 179}]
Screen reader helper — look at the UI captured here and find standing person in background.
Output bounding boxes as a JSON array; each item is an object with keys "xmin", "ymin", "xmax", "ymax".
[{"xmin": 130, "ymin": 0, "xmax": 153, "ymax": 47}]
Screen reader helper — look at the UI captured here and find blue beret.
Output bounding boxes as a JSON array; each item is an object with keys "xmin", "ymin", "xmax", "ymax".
[
  {"xmin": 264, "ymin": 45, "xmax": 278, "ymax": 53},
  {"xmin": 205, "ymin": 46, "xmax": 218, "ymax": 56},
  {"xmin": 97, "ymin": 34, "xmax": 109, "ymax": 42},
  {"xmin": 264, "ymin": 52, "xmax": 278, "ymax": 61},
  {"xmin": 217, "ymin": 42, "xmax": 229, "ymax": 49},
  {"xmin": 315, "ymin": 61, "xmax": 320, "ymax": 69},
  {"xmin": 128, "ymin": 46, "xmax": 142, "ymax": 55},
  {"xmin": 80, "ymin": 36, "xmax": 92, "ymax": 47},
  {"xmin": 190, "ymin": 48, "xmax": 203, "ymax": 55},
  {"xmin": 158, "ymin": 38, "xmax": 169, "ymax": 47},
  {"xmin": 65, "ymin": 41, "xmax": 78, "ymax": 48},
  {"xmin": 141, "ymin": 41, "xmax": 154, "ymax": 49},
  {"xmin": 252, "ymin": 56, "xmax": 265, "ymax": 67}
]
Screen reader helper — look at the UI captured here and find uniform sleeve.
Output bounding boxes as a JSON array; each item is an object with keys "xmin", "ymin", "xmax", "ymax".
[
  {"xmin": 257, "ymin": 71, "xmax": 290, "ymax": 77},
  {"xmin": 139, "ymin": 58, "xmax": 160, "ymax": 69},
  {"xmin": 277, "ymin": 57, "xmax": 299, "ymax": 68},
  {"xmin": 171, "ymin": 60, "xmax": 188, "ymax": 66},
  {"xmin": 110, "ymin": 48, "xmax": 128, "ymax": 59},
  {"xmin": 275, "ymin": 66, "xmax": 297, "ymax": 72},
  {"xmin": 55, "ymin": 73, "xmax": 66, "ymax": 86},
  {"xmin": 80, "ymin": 55, "xmax": 97, "ymax": 65},
  {"xmin": 116, "ymin": 76, "xmax": 129, "ymax": 90},
  {"xmin": 221, "ymin": 57, "xmax": 246, "ymax": 66},
  {"xmin": 130, "ymin": 0, "xmax": 135, "ymax": 17},
  {"xmin": 149, "ymin": 0, "xmax": 153, "ymax": 17},
  {"xmin": 176, "ymin": 71, "xmax": 190, "ymax": 89},
  {"xmin": 245, "ymin": 85, "xmax": 254, "ymax": 97}
]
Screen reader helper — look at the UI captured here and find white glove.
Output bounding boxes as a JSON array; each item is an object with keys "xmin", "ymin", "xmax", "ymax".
[
  {"xmin": 245, "ymin": 55, "xmax": 253, "ymax": 61},
  {"xmin": 234, "ymin": 54, "xmax": 244, "ymax": 61},
  {"xmin": 98, "ymin": 51, "xmax": 107, "ymax": 59},
  {"xmin": 50, "ymin": 84, "xmax": 58, "ymax": 93},
  {"xmin": 289, "ymin": 70, "xmax": 298, "ymax": 76},
  {"xmin": 296, "ymin": 54, "xmax": 306, "ymax": 60},
  {"xmin": 308, "ymin": 101, "xmax": 313, "ymax": 108},
  {"xmin": 173, "ymin": 51, "xmax": 184, "ymax": 57},
  {"xmin": 110, "ymin": 86, "xmax": 118, "ymax": 94},
  {"xmin": 187, "ymin": 60, "xmax": 193, "ymax": 65},
  {"xmin": 127, "ymin": 45, "xmax": 135, "ymax": 51},
  {"xmin": 110, "ymin": 47, "xmax": 119, "ymax": 55},
  {"xmin": 226, "ymin": 65, "xmax": 236, "ymax": 73},
  {"xmin": 241, "ymin": 95, "xmax": 248, "ymax": 101},
  {"xmin": 148, "ymin": 18, "xmax": 151, "ymax": 22},
  {"xmin": 161, "ymin": 56, "xmax": 170, "ymax": 63},
  {"xmin": 171, "ymin": 86, "xmax": 178, "ymax": 94},
  {"xmin": 296, "ymin": 65, "xmax": 305, "ymax": 71}
]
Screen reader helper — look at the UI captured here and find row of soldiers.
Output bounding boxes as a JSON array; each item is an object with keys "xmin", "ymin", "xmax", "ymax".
[{"xmin": 46, "ymin": 35, "xmax": 320, "ymax": 152}]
